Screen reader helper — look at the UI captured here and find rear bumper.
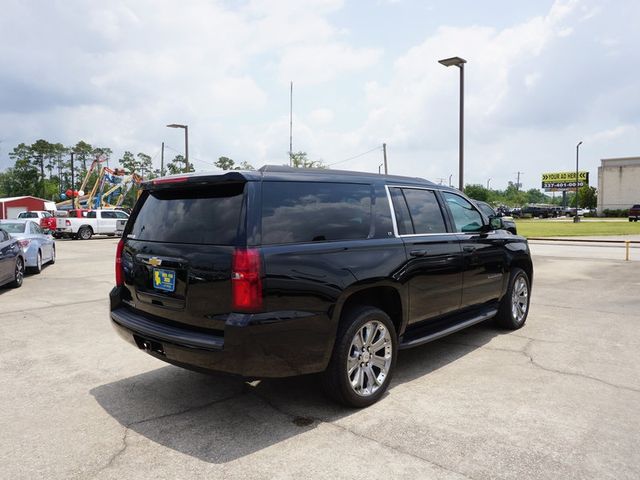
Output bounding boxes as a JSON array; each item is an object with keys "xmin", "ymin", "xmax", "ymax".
[{"xmin": 110, "ymin": 292, "xmax": 336, "ymax": 378}]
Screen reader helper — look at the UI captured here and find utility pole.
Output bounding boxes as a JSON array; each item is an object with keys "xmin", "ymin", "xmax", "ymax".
[
  {"xmin": 574, "ymin": 141, "xmax": 583, "ymax": 223},
  {"xmin": 487, "ymin": 178, "xmax": 491, "ymax": 190},
  {"xmin": 40, "ymin": 154, "xmax": 45, "ymax": 199},
  {"xmin": 382, "ymin": 143, "xmax": 388, "ymax": 174},
  {"xmin": 160, "ymin": 142, "xmax": 165, "ymax": 176},
  {"xmin": 515, "ymin": 171, "xmax": 524, "ymax": 191},
  {"xmin": 449, "ymin": 174, "xmax": 453, "ymax": 187},
  {"xmin": 289, "ymin": 81, "xmax": 293, "ymax": 167},
  {"xmin": 70, "ymin": 151, "xmax": 75, "ymax": 203}
]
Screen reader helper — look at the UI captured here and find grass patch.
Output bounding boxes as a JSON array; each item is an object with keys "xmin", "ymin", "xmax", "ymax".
[{"xmin": 515, "ymin": 219, "xmax": 640, "ymax": 238}]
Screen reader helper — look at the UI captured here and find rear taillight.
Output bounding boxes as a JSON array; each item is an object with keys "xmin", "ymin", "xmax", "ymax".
[
  {"xmin": 115, "ymin": 239, "xmax": 125, "ymax": 286},
  {"xmin": 232, "ymin": 248, "xmax": 262, "ymax": 311},
  {"xmin": 19, "ymin": 239, "xmax": 31, "ymax": 250}
]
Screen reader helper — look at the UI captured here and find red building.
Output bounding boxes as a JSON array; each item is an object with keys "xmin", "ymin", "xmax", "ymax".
[{"xmin": 0, "ymin": 196, "xmax": 56, "ymax": 219}]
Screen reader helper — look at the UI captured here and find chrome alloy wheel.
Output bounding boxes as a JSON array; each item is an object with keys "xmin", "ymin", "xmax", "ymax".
[
  {"xmin": 347, "ymin": 320, "xmax": 392, "ymax": 396},
  {"xmin": 511, "ymin": 275, "xmax": 529, "ymax": 323},
  {"xmin": 15, "ymin": 258, "xmax": 24, "ymax": 285}
]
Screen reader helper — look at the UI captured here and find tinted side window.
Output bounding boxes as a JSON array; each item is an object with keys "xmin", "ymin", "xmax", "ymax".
[
  {"xmin": 32, "ymin": 223, "xmax": 44, "ymax": 234},
  {"xmin": 476, "ymin": 202, "xmax": 495, "ymax": 218},
  {"xmin": 389, "ymin": 188, "xmax": 413, "ymax": 235},
  {"xmin": 402, "ymin": 188, "xmax": 447, "ymax": 234},
  {"xmin": 101, "ymin": 211, "xmax": 117, "ymax": 219},
  {"xmin": 115, "ymin": 211, "xmax": 129, "ymax": 218},
  {"xmin": 442, "ymin": 192, "xmax": 484, "ymax": 233},
  {"xmin": 129, "ymin": 184, "xmax": 245, "ymax": 245},
  {"xmin": 86, "ymin": 211, "xmax": 97, "ymax": 219},
  {"xmin": 261, "ymin": 182, "xmax": 371, "ymax": 244}
]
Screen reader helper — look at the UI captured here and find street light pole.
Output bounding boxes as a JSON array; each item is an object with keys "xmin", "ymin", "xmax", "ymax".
[
  {"xmin": 166, "ymin": 124, "xmax": 189, "ymax": 173},
  {"xmin": 487, "ymin": 178, "xmax": 491, "ymax": 190},
  {"xmin": 439, "ymin": 56, "xmax": 467, "ymax": 191},
  {"xmin": 574, "ymin": 141, "xmax": 583, "ymax": 223}
]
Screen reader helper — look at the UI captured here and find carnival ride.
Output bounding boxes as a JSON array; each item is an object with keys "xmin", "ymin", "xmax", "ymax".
[{"xmin": 56, "ymin": 157, "xmax": 142, "ymax": 210}]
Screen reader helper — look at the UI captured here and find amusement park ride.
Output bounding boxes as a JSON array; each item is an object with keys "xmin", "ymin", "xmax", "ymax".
[{"xmin": 56, "ymin": 156, "xmax": 142, "ymax": 210}]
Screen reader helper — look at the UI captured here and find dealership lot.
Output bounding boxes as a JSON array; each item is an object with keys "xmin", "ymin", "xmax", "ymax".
[{"xmin": 1, "ymin": 238, "xmax": 639, "ymax": 479}]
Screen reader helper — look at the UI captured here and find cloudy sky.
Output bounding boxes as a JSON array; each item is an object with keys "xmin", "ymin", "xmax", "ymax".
[{"xmin": 1, "ymin": 0, "xmax": 638, "ymax": 190}]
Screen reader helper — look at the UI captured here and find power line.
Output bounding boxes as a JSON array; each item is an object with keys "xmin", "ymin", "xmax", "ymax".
[{"xmin": 327, "ymin": 146, "xmax": 383, "ymax": 167}]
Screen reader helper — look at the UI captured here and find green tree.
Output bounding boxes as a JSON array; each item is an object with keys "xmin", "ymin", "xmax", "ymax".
[
  {"xmin": 290, "ymin": 151, "xmax": 324, "ymax": 168},
  {"xmin": 3, "ymin": 143, "xmax": 40, "ymax": 196},
  {"xmin": 464, "ymin": 184, "xmax": 489, "ymax": 202},
  {"xmin": 119, "ymin": 151, "xmax": 137, "ymax": 174},
  {"xmin": 215, "ymin": 156, "xmax": 236, "ymax": 170},
  {"xmin": 73, "ymin": 140, "xmax": 94, "ymax": 172},
  {"xmin": 578, "ymin": 186, "xmax": 597, "ymax": 208},
  {"xmin": 136, "ymin": 152, "xmax": 153, "ymax": 179},
  {"xmin": 214, "ymin": 156, "xmax": 255, "ymax": 171},
  {"xmin": 167, "ymin": 154, "xmax": 194, "ymax": 174}
]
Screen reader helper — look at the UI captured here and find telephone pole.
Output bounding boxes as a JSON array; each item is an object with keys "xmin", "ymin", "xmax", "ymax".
[
  {"xmin": 289, "ymin": 81, "xmax": 293, "ymax": 167},
  {"xmin": 160, "ymin": 142, "xmax": 165, "ymax": 176},
  {"xmin": 515, "ymin": 171, "xmax": 524, "ymax": 191},
  {"xmin": 382, "ymin": 143, "xmax": 388, "ymax": 174}
]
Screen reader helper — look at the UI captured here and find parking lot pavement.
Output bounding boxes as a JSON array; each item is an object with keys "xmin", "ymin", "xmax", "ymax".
[{"xmin": 1, "ymin": 238, "xmax": 639, "ymax": 479}]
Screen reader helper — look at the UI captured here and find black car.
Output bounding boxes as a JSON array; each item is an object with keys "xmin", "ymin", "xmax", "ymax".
[
  {"xmin": 473, "ymin": 200, "xmax": 517, "ymax": 234},
  {"xmin": 0, "ymin": 228, "xmax": 25, "ymax": 288},
  {"xmin": 110, "ymin": 166, "xmax": 533, "ymax": 407}
]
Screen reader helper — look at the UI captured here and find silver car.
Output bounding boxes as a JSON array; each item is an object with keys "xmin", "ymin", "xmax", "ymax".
[{"xmin": 0, "ymin": 220, "xmax": 56, "ymax": 274}]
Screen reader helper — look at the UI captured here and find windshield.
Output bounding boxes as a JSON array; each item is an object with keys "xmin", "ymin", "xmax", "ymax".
[{"xmin": 0, "ymin": 222, "xmax": 26, "ymax": 233}]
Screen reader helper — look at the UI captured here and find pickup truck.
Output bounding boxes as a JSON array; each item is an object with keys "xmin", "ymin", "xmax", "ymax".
[
  {"xmin": 17, "ymin": 211, "xmax": 57, "ymax": 232},
  {"xmin": 56, "ymin": 209, "xmax": 129, "ymax": 240},
  {"xmin": 629, "ymin": 204, "xmax": 640, "ymax": 222}
]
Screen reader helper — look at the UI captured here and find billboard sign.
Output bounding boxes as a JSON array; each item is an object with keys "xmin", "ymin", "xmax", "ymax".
[{"xmin": 541, "ymin": 171, "xmax": 589, "ymax": 191}]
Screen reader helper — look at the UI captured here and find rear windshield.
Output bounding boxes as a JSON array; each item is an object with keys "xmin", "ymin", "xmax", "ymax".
[
  {"xmin": 129, "ymin": 183, "xmax": 245, "ymax": 245},
  {"xmin": 18, "ymin": 212, "xmax": 37, "ymax": 218},
  {"xmin": 0, "ymin": 222, "xmax": 25, "ymax": 233}
]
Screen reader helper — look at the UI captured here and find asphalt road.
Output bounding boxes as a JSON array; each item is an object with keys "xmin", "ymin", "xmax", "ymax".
[{"xmin": 1, "ymin": 237, "xmax": 639, "ymax": 479}]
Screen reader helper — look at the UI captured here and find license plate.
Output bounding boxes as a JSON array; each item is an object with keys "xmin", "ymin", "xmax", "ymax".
[{"xmin": 153, "ymin": 268, "xmax": 176, "ymax": 292}]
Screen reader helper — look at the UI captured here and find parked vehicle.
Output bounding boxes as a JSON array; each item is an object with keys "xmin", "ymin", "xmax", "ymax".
[
  {"xmin": 0, "ymin": 220, "xmax": 55, "ymax": 273},
  {"xmin": 55, "ymin": 209, "xmax": 129, "ymax": 240},
  {"xmin": 473, "ymin": 201, "xmax": 517, "ymax": 234},
  {"xmin": 523, "ymin": 204, "xmax": 560, "ymax": 218},
  {"xmin": 628, "ymin": 204, "xmax": 640, "ymax": 222},
  {"xmin": 110, "ymin": 167, "xmax": 533, "ymax": 407},
  {"xmin": 115, "ymin": 218, "xmax": 127, "ymax": 236},
  {"xmin": 17, "ymin": 210, "xmax": 56, "ymax": 232},
  {"xmin": 0, "ymin": 228, "xmax": 25, "ymax": 288}
]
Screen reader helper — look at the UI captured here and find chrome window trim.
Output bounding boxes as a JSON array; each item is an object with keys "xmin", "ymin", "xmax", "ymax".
[{"xmin": 384, "ymin": 185, "xmax": 453, "ymax": 238}]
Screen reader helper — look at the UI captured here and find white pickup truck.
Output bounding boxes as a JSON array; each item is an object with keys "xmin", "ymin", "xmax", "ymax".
[{"xmin": 56, "ymin": 209, "xmax": 130, "ymax": 240}]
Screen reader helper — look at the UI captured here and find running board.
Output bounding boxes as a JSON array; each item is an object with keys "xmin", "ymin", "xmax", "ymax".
[{"xmin": 399, "ymin": 308, "xmax": 498, "ymax": 350}]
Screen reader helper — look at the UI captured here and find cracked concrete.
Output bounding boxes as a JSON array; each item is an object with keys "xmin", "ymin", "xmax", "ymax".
[{"xmin": 1, "ymin": 238, "xmax": 639, "ymax": 479}]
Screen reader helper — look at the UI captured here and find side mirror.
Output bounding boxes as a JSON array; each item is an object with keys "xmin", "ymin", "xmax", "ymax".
[{"xmin": 490, "ymin": 217, "xmax": 504, "ymax": 230}]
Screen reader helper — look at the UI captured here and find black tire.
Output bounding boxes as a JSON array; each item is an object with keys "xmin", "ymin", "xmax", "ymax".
[
  {"xmin": 29, "ymin": 251, "xmax": 43, "ymax": 274},
  {"xmin": 9, "ymin": 257, "xmax": 24, "ymax": 288},
  {"xmin": 495, "ymin": 267, "xmax": 531, "ymax": 330},
  {"xmin": 78, "ymin": 226, "xmax": 93, "ymax": 240},
  {"xmin": 50, "ymin": 246, "xmax": 56, "ymax": 265},
  {"xmin": 321, "ymin": 306, "xmax": 397, "ymax": 408}
]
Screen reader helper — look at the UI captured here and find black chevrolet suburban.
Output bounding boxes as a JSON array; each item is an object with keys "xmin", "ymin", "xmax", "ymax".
[{"xmin": 110, "ymin": 166, "xmax": 533, "ymax": 407}]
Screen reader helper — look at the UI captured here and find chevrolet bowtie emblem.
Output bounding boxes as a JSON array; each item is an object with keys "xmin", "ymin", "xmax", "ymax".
[{"xmin": 148, "ymin": 257, "xmax": 162, "ymax": 267}]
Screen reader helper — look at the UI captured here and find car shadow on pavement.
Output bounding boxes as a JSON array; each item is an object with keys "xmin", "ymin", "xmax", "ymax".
[{"xmin": 90, "ymin": 322, "xmax": 500, "ymax": 463}]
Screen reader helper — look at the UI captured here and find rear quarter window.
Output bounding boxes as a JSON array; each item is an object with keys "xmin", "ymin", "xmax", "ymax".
[
  {"xmin": 129, "ymin": 183, "xmax": 245, "ymax": 245},
  {"xmin": 261, "ymin": 181, "xmax": 372, "ymax": 244}
]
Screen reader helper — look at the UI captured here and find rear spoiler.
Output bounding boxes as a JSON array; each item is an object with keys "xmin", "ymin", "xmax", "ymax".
[{"xmin": 142, "ymin": 171, "xmax": 255, "ymax": 190}]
